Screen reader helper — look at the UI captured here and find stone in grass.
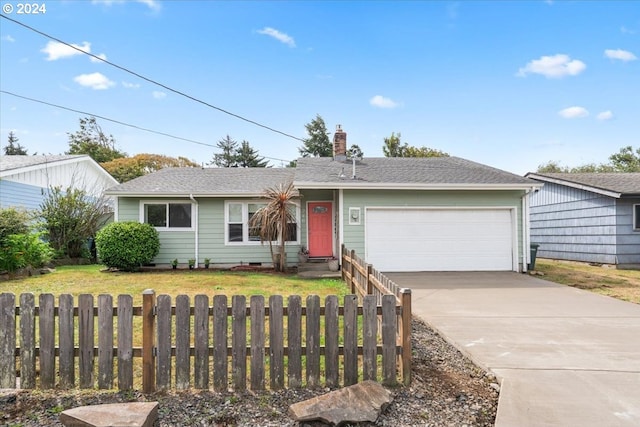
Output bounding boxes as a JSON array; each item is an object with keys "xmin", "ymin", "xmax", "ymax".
[
  {"xmin": 59, "ymin": 402, "xmax": 158, "ymax": 427},
  {"xmin": 288, "ymin": 381, "xmax": 392, "ymax": 425}
]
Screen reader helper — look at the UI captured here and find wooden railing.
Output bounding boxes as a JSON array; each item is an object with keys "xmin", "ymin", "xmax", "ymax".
[
  {"xmin": 341, "ymin": 244, "xmax": 412, "ymax": 385},
  {"xmin": 0, "ymin": 291, "xmax": 402, "ymax": 392}
]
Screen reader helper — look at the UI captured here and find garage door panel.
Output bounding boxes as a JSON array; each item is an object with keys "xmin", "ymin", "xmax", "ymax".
[{"xmin": 365, "ymin": 209, "xmax": 514, "ymax": 272}]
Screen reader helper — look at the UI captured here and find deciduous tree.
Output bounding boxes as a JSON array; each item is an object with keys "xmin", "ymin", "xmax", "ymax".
[
  {"xmin": 101, "ymin": 154, "xmax": 199, "ymax": 182},
  {"xmin": 383, "ymin": 132, "xmax": 449, "ymax": 158},
  {"xmin": 67, "ymin": 116, "xmax": 126, "ymax": 163}
]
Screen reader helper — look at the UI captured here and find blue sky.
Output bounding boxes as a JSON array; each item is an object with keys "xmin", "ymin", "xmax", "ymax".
[{"xmin": 1, "ymin": 0, "xmax": 638, "ymax": 174}]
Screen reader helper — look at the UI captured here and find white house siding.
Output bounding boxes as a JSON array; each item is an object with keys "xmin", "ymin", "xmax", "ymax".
[
  {"xmin": 341, "ymin": 189, "xmax": 525, "ymax": 269},
  {"xmin": 0, "ymin": 180, "xmax": 45, "ymax": 210},
  {"xmin": 529, "ymin": 183, "xmax": 617, "ymax": 264},
  {"xmin": 615, "ymin": 199, "xmax": 640, "ymax": 268}
]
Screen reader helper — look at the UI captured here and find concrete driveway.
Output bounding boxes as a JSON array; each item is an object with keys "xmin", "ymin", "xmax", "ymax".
[{"xmin": 386, "ymin": 272, "xmax": 640, "ymax": 427}]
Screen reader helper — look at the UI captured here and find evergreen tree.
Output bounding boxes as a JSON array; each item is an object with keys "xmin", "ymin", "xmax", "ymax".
[
  {"xmin": 210, "ymin": 135, "xmax": 239, "ymax": 167},
  {"xmin": 298, "ymin": 114, "xmax": 332, "ymax": 157},
  {"xmin": 236, "ymin": 140, "xmax": 268, "ymax": 167},
  {"xmin": 4, "ymin": 131, "xmax": 28, "ymax": 155}
]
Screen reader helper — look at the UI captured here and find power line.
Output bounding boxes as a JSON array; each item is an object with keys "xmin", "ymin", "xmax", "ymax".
[
  {"xmin": 0, "ymin": 13, "xmax": 305, "ymax": 143},
  {"xmin": 0, "ymin": 89, "xmax": 293, "ymax": 164}
]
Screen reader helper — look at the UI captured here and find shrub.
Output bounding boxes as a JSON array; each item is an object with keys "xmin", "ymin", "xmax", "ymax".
[
  {"xmin": 0, "ymin": 207, "xmax": 30, "ymax": 243},
  {"xmin": 96, "ymin": 221, "xmax": 160, "ymax": 271},
  {"xmin": 0, "ymin": 232, "xmax": 53, "ymax": 273},
  {"xmin": 38, "ymin": 186, "xmax": 110, "ymax": 258}
]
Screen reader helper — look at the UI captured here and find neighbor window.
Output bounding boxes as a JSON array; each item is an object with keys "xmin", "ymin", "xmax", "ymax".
[
  {"xmin": 225, "ymin": 201, "xmax": 298, "ymax": 244},
  {"xmin": 142, "ymin": 202, "xmax": 192, "ymax": 229},
  {"xmin": 634, "ymin": 204, "xmax": 640, "ymax": 231}
]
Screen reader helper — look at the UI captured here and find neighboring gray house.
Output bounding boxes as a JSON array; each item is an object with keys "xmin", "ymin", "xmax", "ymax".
[
  {"xmin": 0, "ymin": 155, "xmax": 119, "ymax": 211},
  {"xmin": 106, "ymin": 127, "xmax": 541, "ymax": 272},
  {"xmin": 525, "ymin": 173, "xmax": 640, "ymax": 269}
]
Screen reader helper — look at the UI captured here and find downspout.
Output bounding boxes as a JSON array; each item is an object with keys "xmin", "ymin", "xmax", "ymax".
[
  {"xmin": 190, "ymin": 194, "xmax": 199, "ymax": 268},
  {"xmin": 338, "ymin": 189, "xmax": 344, "ymax": 256},
  {"xmin": 521, "ymin": 188, "xmax": 532, "ymax": 273}
]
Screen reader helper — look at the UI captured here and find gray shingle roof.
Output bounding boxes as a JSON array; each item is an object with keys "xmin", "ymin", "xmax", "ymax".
[
  {"xmin": 295, "ymin": 157, "xmax": 536, "ymax": 186},
  {"xmin": 527, "ymin": 173, "xmax": 640, "ymax": 196},
  {"xmin": 105, "ymin": 167, "xmax": 296, "ymax": 195},
  {"xmin": 106, "ymin": 157, "xmax": 539, "ymax": 196},
  {"xmin": 0, "ymin": 155, "xmax": 88, "ymax": 172}
]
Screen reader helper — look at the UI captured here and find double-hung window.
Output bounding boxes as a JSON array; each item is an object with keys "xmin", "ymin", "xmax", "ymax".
[
  {"xmin": 634, "ymin": 204, "xmax": 640, "ymax": 231},
  {"xmin": 225, "ymin": 201, "xmax": 298, "ymax": 244},
  {"xmin": 142, "ymin": 202, "xmax": 193, "ymax": 230}
]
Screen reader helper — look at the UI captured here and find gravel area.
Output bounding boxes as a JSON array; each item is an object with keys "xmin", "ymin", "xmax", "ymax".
[{"xmin": 0, "ymin": 317, "xmax": 498, "ymax": 426}]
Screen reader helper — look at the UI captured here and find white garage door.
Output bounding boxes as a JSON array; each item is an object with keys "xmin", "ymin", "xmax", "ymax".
[{"xmin": 365, "ymin": 208, "xmax": 515, "ymax": 272}]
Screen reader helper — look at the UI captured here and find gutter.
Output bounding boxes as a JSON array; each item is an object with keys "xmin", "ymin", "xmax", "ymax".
[
  {"xmin": 189, "ymin": 194, "xmax": 199, "ymax": 268},
  {"xmin": 293, "ymin": 182, "xmax": 543, "ymax": 191}
]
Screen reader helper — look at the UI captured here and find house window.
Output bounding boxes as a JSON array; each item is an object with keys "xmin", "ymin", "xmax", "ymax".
[
  {"xmin": 634, "ymin": 204, "xmax": 640, "ymax": 231},
  {"xmin": 225, "ymin": 201, "xmax": 298, "ymax": 244},
  {"xmin": 142, "ymin": 202, "xmax": 192, "ymax": 229}
]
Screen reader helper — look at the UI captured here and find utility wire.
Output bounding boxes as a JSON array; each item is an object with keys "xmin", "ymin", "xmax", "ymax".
[
  {"xmin": 0, "ymin": 13, "xmax": 305, "ymax": 142},
  {"xmin": 0, "ymin": 89, "xmax": 293, "ymax": 164}
]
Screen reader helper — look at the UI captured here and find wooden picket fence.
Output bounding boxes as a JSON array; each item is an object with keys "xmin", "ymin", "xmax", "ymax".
[
  {"xmin": 341, "ymin": 244, "xmax": 412, "ymax": 385},
  {"xmin": 0, "ymin": 291, "xmax": 404, "ymax": 392}
]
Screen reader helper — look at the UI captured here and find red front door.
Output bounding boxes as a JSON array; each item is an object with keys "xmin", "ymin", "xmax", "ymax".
[{"xmin": 307, "ymin": 202, "xmax": 333, "ymax": 257}]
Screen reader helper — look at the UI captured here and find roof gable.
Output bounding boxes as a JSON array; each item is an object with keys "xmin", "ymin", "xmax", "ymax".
[{"xmin": 525, "ymin": 173, "xmax": 640, "ymax": 198}]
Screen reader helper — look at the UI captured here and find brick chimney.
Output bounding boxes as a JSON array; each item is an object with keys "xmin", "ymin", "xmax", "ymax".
[{"xmin": 333, "ymin": 124, "xmax": 347, "ymax": 161}]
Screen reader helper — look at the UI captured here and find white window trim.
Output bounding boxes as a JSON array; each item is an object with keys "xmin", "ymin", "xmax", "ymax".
[
  {"xmin": 139, "ymin": 200, "xmax": 195, "ymax": 231},
  {"xmin": 224, "ymin": 200, "xmax": 300, "ymax": 245},
  {"xmin": 634, "ymin": 204, "xmax": 640, "ymax": 231}
]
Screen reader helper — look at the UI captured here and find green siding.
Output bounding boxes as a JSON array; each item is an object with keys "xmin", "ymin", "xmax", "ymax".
[
  {"xmin": 117, "ymin": 196, "xmax": 300, "ymax": 267},
  {"xmin": 341, "ymin": 189, "xmax": 526, "ymax": 263}
]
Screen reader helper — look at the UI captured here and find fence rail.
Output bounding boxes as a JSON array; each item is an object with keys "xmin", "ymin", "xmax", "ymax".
[
  {"xmin": 341, "ymin": 244, "xmax": 412, "ymax": 385},
  {"xmin": 0, "ymin": 292, "xmax": 402, "ymax": 392}
]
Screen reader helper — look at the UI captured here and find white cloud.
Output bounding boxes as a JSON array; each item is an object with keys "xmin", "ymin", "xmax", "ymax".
[
  {"xmin": 620, "ymin": 26, "xmax": 636, "ymax": 34},
  {"xmin": 558, "ymin": 106, "xmax": 589, "ymax": 119},
  {"xmin": 2, "ymin": 35, "xmax": 15, "ymax": 42},
  {"xmin": 370, "ymin": 95, "xmax": 399, "ymax": 109},
  {"xmin": 73, "ymin": 72, "xmax": 115, "ymax": 90},
  {"xmin": 257, "ymin": 27, "xmax": 296, "ymax": 47},
  {"xmin": 597, "ymin": 110, "xmax": 613, "ymax": 121},
  {"xmin": 517, "ymin": 54, "xmax": 586, "ymax": 78},
  {"xmin": 152, "ymin": 91, "xmax": 166, "ymax": 99},
  {"xmin": 90, "ymin": 53, "xmax": 108, "ymax": 63},
  {"xmin": 604, "ymin": 49, "xmax": 637, "ymax": 62},
  {"xmin": 41, "ymin": 41, "xmax": 91, "ymax": 61},
  {"xmin": 122, "ymin": 81, "xmax": 140, "ymax": 89},
  {"xmin": 91, "ymin": 0, "xmax": 160, "ymax": 11}
]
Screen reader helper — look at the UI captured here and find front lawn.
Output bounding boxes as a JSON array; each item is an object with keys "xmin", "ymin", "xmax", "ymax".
[{"xmin": 1, "ymin": 265, "xmax": 348, "ymax": 303}]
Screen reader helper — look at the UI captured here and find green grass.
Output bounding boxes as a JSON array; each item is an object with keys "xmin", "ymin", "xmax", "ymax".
[{"xmin": 2, "ymin": 265, "xmax": 348, "ymax": 304}]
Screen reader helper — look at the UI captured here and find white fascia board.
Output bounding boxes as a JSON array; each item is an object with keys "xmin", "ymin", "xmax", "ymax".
[
  {"xmin": 294, "ymin": 181, "xmax": 542, "ymax": 191},
  {"xmin": 0, "ymin": 155, "xmax": 90, "ymax": 178},
  {"xmin": 526, "ymin": 174, "xmax": 621, "ymax": 199},
  {"xmin": 104, "ymin": 192, "xmax": 269, "ymax": 198}
]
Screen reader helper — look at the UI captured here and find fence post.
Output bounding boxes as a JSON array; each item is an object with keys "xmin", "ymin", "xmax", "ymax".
[
  {"xmin": 142, "ymin": 289, "xmax": 156, "ymax": 393},
  {"xmin": 400, "ymin": 288, "xmax": 412, "ymax": 385},
  {"xmin": 366, "ymin": 264, "xmax": 373, "ymax": 295},
  {"xmin": 350, "ymin": 250, "xmax": 356, "ymax": 294}
]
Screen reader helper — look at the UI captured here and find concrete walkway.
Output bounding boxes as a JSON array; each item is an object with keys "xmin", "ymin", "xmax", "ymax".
[{"xmin": 386, "ymin": 272, "xmax": 640, "ymax": 427}]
